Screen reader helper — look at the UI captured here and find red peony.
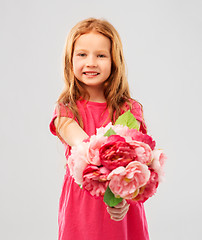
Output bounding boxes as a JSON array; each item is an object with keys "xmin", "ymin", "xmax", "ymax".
[{"xmin": 99, "ymin": 135, "xmax": 136, "ymax": 170}]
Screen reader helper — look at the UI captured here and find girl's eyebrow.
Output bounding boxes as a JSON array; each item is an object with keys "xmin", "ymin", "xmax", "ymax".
[
  {"xmin": 74, "ymin": 49, "xmax": 88, "ymax": 52},
  {"xmin": 74, "ymin": 49, "xmax": 110, "ymax": 54},
  {"xmin": 96, "ymin": 49, "xmax": 110, "ymax": 54}
]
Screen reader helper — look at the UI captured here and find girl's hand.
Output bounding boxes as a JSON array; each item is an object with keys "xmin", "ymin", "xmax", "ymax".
[{"xmin": 106, "ymin": 199, "xmax": 130, "ymax": 221}]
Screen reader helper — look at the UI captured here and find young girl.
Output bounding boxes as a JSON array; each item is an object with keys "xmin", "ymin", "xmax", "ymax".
[{"xmin": 50, "ymin": 18, "xmax": 149, "ymax": 240}]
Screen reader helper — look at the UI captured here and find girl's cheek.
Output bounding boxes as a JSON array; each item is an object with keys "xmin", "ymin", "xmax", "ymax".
[
  {"xmin": 75, "ymin": 58, "xmax": 83, "ymax": 66},
  {"xmin": 76, "ymin": 62, "xmax": 84, "ymax": 71},
  {"xmin": 73, "ymin": 59, "xmax": 82, "ymax": 71}
]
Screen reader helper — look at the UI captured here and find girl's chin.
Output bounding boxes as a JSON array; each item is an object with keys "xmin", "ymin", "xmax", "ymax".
[{"xmin": 79, "ymin": 80, "xmax": 105, "ymax": 87}]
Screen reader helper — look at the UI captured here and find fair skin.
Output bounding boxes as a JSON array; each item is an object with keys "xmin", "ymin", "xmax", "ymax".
[
  {"xmin": 72, "ymin": 31, "xmax": 111, "ymax": 103},
  {"xmin": 54, "ymin": 31, "xmax": 138, "ymax": 221}
]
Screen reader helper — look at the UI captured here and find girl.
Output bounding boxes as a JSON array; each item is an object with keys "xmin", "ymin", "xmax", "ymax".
[{"xmin": 50, "ymin": 18, "xmax": 149, "ymax": 240}]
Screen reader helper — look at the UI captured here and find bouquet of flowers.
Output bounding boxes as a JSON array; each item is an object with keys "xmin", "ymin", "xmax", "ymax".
[{"xmin": 67, "ymin": 111, "xmax": 166, "ymax": 207}]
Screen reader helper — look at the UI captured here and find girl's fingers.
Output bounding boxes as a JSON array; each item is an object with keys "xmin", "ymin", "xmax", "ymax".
[
  {"xmin": 109, "ymin": 207, "xmax": 129, "ymax": 221},
  {"xmin": 107, "ymin": 205, "xmax": 128, "ymax": 215},
  {"xmin": 107, "ymin": 204, "xmax": 129, "ymax": 216},
  {"xmin": 107, "ymin": 206, "xmax": 129, "ymax": 218},
  {"xmin": 114, "ymin": 199, "xmax": 128, "ymax": 208},
  {"xmin": 107, "ymin": 200, "xmax": 129, "ymax": 213},
  {"xmin": 106, "ymin": 200, "xmax": 130, "ymax": 221}
]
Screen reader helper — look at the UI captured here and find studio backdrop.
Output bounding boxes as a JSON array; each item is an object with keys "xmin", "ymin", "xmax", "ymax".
[{"xmin": 1, "ymin": 0, "xmax": 202, "ymax": 239}]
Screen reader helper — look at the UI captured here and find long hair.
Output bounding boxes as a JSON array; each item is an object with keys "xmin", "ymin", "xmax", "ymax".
[{"xmin": 56, "ymin": 18, "xmax": 132, "ymax": 132}]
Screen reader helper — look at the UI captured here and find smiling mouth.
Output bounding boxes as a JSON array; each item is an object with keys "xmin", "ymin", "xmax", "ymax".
[{"xmin": 83, "ymin": 72, "xmax": 100, "ymax": 76}]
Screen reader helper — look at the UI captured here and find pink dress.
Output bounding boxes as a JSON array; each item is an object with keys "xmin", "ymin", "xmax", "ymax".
[{"xmin": 49, "ymin": 99, "xmax": 150, "ymax": 240}]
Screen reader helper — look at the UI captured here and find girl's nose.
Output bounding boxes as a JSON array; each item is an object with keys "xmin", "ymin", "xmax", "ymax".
[{"xmin": 86, "ymin": 55, "xmax": 97, "ymax": 67}]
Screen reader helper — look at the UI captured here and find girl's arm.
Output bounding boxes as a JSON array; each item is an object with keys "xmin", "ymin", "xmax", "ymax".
[{"xmin": 54, "ymin": 117, "xmax": 89, "ymax": 146}]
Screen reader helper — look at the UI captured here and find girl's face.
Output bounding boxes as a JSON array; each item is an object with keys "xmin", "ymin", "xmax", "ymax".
[{"xmin": 72, "ymin": 31, "xmax": 111, "ymax": 91}]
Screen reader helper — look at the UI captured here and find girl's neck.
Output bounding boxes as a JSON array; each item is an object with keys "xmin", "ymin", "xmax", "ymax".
[{"xmin": 85, "ymin": 85, "xmax": 106, "ymax": 103}]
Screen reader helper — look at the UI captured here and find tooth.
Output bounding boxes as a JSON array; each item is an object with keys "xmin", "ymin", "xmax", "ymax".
[{"xmin": 85, "ymin": 73, "xmax": 98, "ymax": 75}]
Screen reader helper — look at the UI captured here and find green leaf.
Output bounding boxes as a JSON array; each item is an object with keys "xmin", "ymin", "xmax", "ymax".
[
  {"xmin": 104, "ymin": 186, "xmax": 123, "ymax": 207},
  {"xmin": 104, "ymin": 128, "xmax": 117, "ymax": 137},
  {"xmin": 115, "ymin": 110, "xmax": 140, "ymax": 130}
]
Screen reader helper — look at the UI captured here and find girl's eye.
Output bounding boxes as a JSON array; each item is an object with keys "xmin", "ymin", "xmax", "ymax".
[
  {"xmin": 78, "ymin": 53, "xmax": 86, "ymax": 57},
  {"xmin": 98, "ymin": 54, "xmax": 106, "ymax": 58}
]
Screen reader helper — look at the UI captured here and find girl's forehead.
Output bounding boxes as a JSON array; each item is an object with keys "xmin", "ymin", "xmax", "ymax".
[{"xmin": 74, "ymin": 31, "xmax": 111, "ymax": 51}]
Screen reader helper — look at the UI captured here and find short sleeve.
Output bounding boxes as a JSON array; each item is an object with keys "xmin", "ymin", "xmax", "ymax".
[
  {"xmin": 49, "ymin": 103, "xmax": 74, "ymax": 136},
  {"xmin": 129, "ymin": 100, "xmax": 147, "ymax": 134}
]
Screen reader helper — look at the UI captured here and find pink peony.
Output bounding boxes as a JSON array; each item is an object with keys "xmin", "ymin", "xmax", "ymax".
[
  {"xmin": 99, "ymin": 135, "xmax": 137, "ymax": 170},
  {"xmin": 107, "ymin": 161, "xmax": 151, "ymax": 199},
  {"xmin": 67, "ymin": 141, "xmax": 90, "ymax": 185},
  {"xmin": 87, "ymin": 135, "xmax": 107, "ymax": 166},
  {"xmin": 133, "ymin": 170, "xmax": 159, "ymax": 202},
  {"xmin": 82, "ymin": 165, "xmax": 110, "ymax": 197},
  {"xmin": 129, "ymin": 141, "xmax": 153, "ymax": 165},
  {"xmin": 127, "ymin": 128, "xmax": 156, "ymax": 150},
  {"xmin": 111, "ymin": 124, "xmax": 130, "ymax": 137},
  {"xmin": 150, "ymin": 149, "xmax": 166, "ymax": 181},
  {"xmin": 96, "ymin": 123, "xmax": 113, "ymax": 137}
]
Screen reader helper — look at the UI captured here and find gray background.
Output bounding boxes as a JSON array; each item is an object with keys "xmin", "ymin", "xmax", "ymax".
[{"xmin": 1, "ymin": 0, "xmax": 202, "ymax": 239}]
